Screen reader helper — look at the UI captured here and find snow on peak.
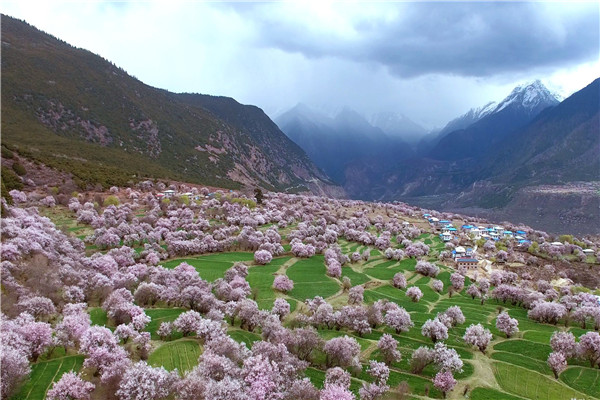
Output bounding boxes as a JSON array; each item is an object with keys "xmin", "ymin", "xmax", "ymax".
[{"xmin": 495, "ymin": 80, "xmax": 561, "ymax": 113}]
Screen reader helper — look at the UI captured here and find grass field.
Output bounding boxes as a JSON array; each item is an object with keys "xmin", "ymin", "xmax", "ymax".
[
  {"xmin": 144, "ymin": 308, "xmax": 186, "ymax": 340},
  {"xmin": 148, "ymin": 340, "xmax": 201, "ymax": 374},
  {"xmin": 12, "ymin": 356, "xmax": 85, "ymax": 400},
  {"xmin": 493, "ymin": 362, "xmax": 593, "ymax": 400},
  {"xmin": 17, "ymin": 243, "xmax": 598, "ymax": 400},
  {"xmin": 286, "ymin": 256, "xmax": 340, "ymax": 301},
  {"xmin": 162, "ymin": 252, "xmax": 255, "ymax": 282},
  {"xmin": 247, "ymin": 263, "xmax": 280, "ymax": 309},
  {"xmin": 560, "ymin": 367, "xmax": 600, "ymax": 399},
  {"xmin": 89, "ymin": 307, "xmax": 108, "ymax": 326},
  {"xmin": 148, "ymin": 251, "xmax": 600, "ymax": 399}
]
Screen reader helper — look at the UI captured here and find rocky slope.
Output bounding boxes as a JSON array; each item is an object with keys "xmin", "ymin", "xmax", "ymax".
[{"xmin": 1, "ymin": 15, "xmax": 341, "ymax": 195}]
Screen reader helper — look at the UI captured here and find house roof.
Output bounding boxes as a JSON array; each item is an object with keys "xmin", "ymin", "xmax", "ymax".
[
  {"xmin": 456, "ymin": 258, "xmax": 478, "ymax": 263},
  {"xmin": 455, "ymin": 246, "xmax": 466, "ymax": 253}
]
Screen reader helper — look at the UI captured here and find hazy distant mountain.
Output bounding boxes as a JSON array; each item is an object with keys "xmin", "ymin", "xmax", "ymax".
[
  {"xmin": 428, "ymin": 80, "xmax": 561, "ymax": 161},
  {"xmin": 276, "ymin": 104, "xmax": 414, "ymax": 185},
  {"xmin": 438, "ymin": 101, "xmax": 498, "ymax": 136},
  {"xmin": 369, "ymin": 111, "xmax": 428, "ymax": 145},
  {"xmin": 1, "ymin": 15, "xmax": 342, "ymax": 195}
]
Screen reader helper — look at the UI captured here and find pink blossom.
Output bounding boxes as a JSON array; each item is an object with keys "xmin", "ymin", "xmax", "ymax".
[
  {"xmin": 550, "ymin": 331, "xmax": 577, "ymax": 358},
  {"xmin": 348, "ymin": 285, "xmax": 364, "ymax": 304},
  {"xmin": 273, "ymin": 275, "xmax": 294, "ymax": 293},
  {"xmin": 406, "ymin": 286, "xmax": 423, "ymax": 302},
  {"xmin": 254, "ymin": 250, "xmax": 273, "ymax": 265},
  {"xmin": 421, "ymin": 319, "xmax": 448, "ymax": 343},
  {"xmin": 377, "ymin": 334, "xmax": 401, "ymax": 365},
  {"xmin": 433, "ymin": 371, "xmax": 456, "ymax": 397},
  {"xmin": 173, "ymin": 310, "xmax": 203, "ymax": 336},
  {"xmin": 450, "ymin": 273, "xmax": 465, "ymax": 292},
  {"xmin": 325, "ymin": 367, "xmax": 351, "ymax": 388},
  {"xmin": 547, "ymin": 352, "xmax": 567, "ymax": 379},
  {"xmin": 47, "ymin": 372, "xmax": 95, "ymax": 400},
  {"xmin": 385, "ymin": 308, "xmax": 414, "ymax": 334},
  {"xmin": 0, "ymin": 346, "xmax": 30, "ymax": 399},
  {"xmin": 496, "ymin": 312, "xmax": 519, "ymax": 338},
  {"xmin": 432, "ymin": 342, "xmax": 463, "ymax": 373},
  {"xmin": 578, "ymin": 331, "xmax": 600, "ymax": 368},
  {"xmin": 463, "ymin": 324, "xmax": 492, "ymax": 353},
  {"xmin": 415, "ymin": 261, "xmax": 439, "ymax": 277},
  {"xmin": 320, "ymin": 384, "xmax": 355, "ymax": 400},
  {"xmin": 116, "ymin": 361, "xmax": 178, "ymax": 400},
  {"xmin": 323, "ymin": 336, "xmax": 360, "ymax": 369},
  {"xmin": 432, "ymin": 279, "xmax": 444, "ymax": 293},
  {"xmin": 392, "ymin": 273, "xmax": 407, "ymax": 289},
  {"xmin": 271, "ymin": 298, "xmax": 290, "ymax": 321}
]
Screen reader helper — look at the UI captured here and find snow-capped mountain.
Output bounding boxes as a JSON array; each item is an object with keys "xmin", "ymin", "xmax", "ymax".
[
  {"xmin": 438, "ymin": 101, "xmax": 497, "ymax": 136},
  {"xmin": 437, "ymin": 80, "xmax": 561, "ymax": 138},
  {"xmin": 428, "ymin": 80, "xmax": 561, "ymax": 161},
  {"xmin": 494, "ymin": 80, "xmax": 562, "ymax": 115}
]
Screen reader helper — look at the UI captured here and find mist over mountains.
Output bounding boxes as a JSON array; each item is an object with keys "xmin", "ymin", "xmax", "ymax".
[{"xmin": 277, "ymin": 79, "xmax": 599, "ymax": 234}]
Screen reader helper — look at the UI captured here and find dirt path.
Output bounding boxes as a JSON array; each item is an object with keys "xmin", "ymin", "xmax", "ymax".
[
  {"xmin": 450, "ymin": 351, "xmax": 500, "ymax": 399},
  {"xmin": 276, "ymin": 257, "xmax": 298, "ymax": 274}
]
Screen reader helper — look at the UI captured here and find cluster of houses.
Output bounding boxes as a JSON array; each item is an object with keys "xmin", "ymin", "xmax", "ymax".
[
  {"xmin": 422, "ymin": 214, "xmax": 530, "ymax": 245},
  {"xmin": 422, "ymin": 213, "xmax": 536, "ymax": 271}
]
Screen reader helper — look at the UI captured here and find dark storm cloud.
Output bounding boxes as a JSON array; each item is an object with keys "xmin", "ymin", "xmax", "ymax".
[{"xmin": 235, "ymin": 2, "xmax": 599, "ymax": 78}]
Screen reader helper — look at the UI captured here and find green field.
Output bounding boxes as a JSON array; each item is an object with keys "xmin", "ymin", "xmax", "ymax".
[
  {"xmin": 148, "ymin": 340, "xmax": 201, "ymax": 374},
  {"xmin": 493, "ymin": 362, "xmax": 593, "ymax": 400},
  {"xmin": 145, "ymin": 308, "xmax": 186, "ymax": 340},
  {"xmin": 17, "ymin": 245, "xmax": 600, "ymax": 400},
  {"xmin": 12, "ymin": 356, "xmax": 84, "ymax": 400},
  {"xmin": 286, "ymin": 256, "xmax": 340, "ymax": 301},
  {"xmin": 560, "ymin": 367, "xmax": 600, "ymax": 398},
  {"xmin": 162, "ymin": 252, "xmax": 256, "ymax": 281}
]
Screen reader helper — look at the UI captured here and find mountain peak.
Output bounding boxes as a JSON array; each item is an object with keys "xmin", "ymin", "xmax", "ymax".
[{"xmin": 496, "ymin": 80, "xmax": 561, "ymax": 113}]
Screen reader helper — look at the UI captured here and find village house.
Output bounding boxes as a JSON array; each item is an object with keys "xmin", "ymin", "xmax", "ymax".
[
  {"xmin": 455, "ymin": 257, "xmax": 479, "ymax": 269},
  {"xmin": 162, "ymin": 189, "xmax": 176, "ymax": 198}
]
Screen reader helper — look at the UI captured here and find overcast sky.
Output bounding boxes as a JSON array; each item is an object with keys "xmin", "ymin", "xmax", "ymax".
[{"xmin": 2, "ymin": 1, "xmax": 598, "ymax": 128}]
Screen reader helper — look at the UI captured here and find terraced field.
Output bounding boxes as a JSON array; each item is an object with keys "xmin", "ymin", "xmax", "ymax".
[
  {"xmin": 14, "ymin": 249, "xmax": 599, "ymax": 400},
  {"xmin": 13, "ymin": 356, "xmax": 85, "ymax": 400}
]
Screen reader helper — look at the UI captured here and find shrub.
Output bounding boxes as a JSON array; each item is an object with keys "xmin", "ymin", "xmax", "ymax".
[
  {"xmin": 1, "ymin": 145, "xmax": 14, "ymax": 159},
  {"xmin": 104, "ymin": 195, "xmax": 119, "ymax": 206},
  {"xmin": 11, "ymin": 162, "xmax": 26, "ymax": 176},
  {"xmin": 1, "ymin": 166, "xmax": 23, "ymax": 192}
]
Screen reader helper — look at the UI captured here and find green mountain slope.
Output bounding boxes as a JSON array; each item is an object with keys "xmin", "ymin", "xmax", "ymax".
[{"xmin": 1, "ymin": 15, "xmax": 339, "ymax": 193}]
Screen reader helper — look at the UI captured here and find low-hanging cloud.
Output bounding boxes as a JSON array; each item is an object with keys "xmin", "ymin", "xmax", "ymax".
[
  {"xmin": 1, "ymin": 1, "xmax": 597, "ymax": 127},
  {"xmin": 234, "ymin": 2, "xmax": 599, "ymax": 79}
]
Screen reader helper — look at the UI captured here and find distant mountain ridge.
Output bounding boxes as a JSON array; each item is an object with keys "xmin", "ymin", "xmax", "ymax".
[
  {"xmin": 1, "ymin": 15, "xmax": 342, "ymax": 196},
  {"xmin": 427, "ymin": 80, "xmax": 561, "ymax": 161},
  {"xmin": 369, "ymin": 111, "xmax": 428, "ymax": 144},
  {"xmin": 275, "ymin": 104, "xmax": 415, "ymax": 185}
]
